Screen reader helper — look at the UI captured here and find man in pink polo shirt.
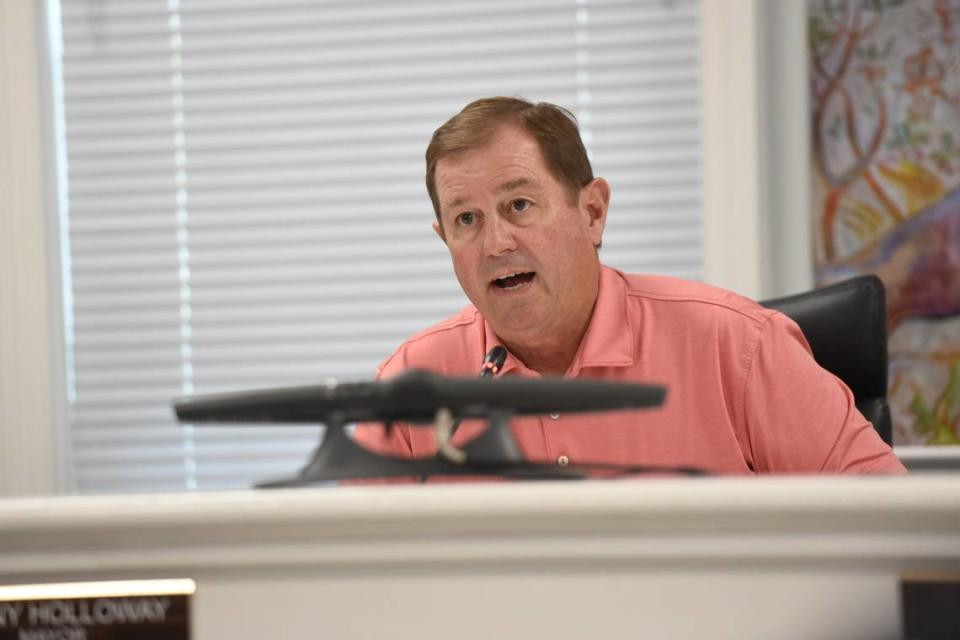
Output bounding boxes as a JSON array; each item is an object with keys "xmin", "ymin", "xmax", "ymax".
[{"xmin": 353, "ymin": 97, "xmax": 905, "ymax": 474}]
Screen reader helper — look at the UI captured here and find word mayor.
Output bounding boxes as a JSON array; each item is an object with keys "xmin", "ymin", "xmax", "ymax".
[{"xmin": 0, "ymin": 597, "xmax": 171, "ymax": 635}]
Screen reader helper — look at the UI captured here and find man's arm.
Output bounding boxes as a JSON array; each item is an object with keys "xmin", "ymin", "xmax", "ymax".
[{"xmin": 744, "ymin": 312, "xmax": 906, "ymax": 474}]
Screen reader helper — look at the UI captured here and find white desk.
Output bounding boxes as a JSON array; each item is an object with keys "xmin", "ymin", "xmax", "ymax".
[{"xmin": 1, "ymin": 476, "xmax": 958, "ymax": 639}]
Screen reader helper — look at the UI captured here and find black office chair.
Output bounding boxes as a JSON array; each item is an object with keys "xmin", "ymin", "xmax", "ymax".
[{"xmin": 760, "ymin": 275, "xmax": 892, "ymax": 445}]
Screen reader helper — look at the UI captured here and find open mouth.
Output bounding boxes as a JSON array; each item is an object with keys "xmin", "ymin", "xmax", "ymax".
[{"xmin": 491, "ymin": 271, "xmax": 536, "ymax": 290}]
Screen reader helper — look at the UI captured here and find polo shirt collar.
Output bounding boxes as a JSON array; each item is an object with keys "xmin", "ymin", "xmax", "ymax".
[
  {"xmin": 481, "ymin": 264, "xmax": 635, "ymax": 377},
  {"xmin": 568, "ymin": 264, "xmax": 635, "ymax": 373}
]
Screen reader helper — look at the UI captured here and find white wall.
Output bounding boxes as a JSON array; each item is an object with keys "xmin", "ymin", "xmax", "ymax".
[
  {"xmin": 761, "ymin": 0, "xmax": 814, "ymax": 297},
  {"xmin": 701, "ymin": 0, "xmax": 767, "ymax": 299},
  {"xmin": 701, "ymin": 0, "xmax": 812, "ymax": 300},
  {"xmin": 0, "ymin": 0, "xmax": 810, "ymax": 496}
]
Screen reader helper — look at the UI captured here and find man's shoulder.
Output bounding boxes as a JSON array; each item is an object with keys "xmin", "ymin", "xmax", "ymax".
[
  {"xmin": 377, "ymin": 305, "xmax": 484, "ymax": 377},
  {"xmin": 396, "ymin": 304, "xmax": 483, "ymax": 348},
  {"xmin": 614, "ymin": 269, "xmax": 774, "ymax": 327}
]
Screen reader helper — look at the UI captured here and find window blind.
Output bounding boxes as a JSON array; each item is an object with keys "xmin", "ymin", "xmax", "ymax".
[{"xmin": 54, "ymin": 0, "xmax": 702, "ymax": 493}]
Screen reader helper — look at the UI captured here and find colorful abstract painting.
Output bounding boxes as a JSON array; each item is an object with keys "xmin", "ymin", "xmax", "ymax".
[{"xmin": 809, "ymin": 0, "xmax": 960, "ymax": 445}]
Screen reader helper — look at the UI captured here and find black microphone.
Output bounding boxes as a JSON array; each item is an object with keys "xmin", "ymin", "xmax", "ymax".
[
  {"xmin": 479, "ymin": 345, "xmax": 508, "ymax": 378},
  {"xmin": 449, "ymin": 346, "xmax": 508, "ymax": 436}
]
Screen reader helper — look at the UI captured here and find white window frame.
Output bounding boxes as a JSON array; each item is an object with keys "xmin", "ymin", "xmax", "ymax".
[{"xmin": 0, "ymin": 0, "xmax": 65, "ymax": 495}]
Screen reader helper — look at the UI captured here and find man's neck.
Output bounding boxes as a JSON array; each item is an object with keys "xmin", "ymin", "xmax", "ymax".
[{"xmin": 499, "ymin": 297, "xmax": 598, "ymax": 377}]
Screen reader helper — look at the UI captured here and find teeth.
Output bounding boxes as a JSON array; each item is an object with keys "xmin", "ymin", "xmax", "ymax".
[{"xmin": 492, "ymin": 271, "xmax": 533, "ymax": 290}]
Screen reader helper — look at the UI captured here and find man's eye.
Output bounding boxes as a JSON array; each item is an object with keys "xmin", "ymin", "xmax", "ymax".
[
  {"xmin": 456, "ymin": 212, "xmax": 475, "ymax": 226},
  {"xmin": 510, "ymin": 199, "xmax": 531, "ymax": 213}
]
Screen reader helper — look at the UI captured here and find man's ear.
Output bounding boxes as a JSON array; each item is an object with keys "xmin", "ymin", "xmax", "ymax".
[
  {"xmin": 433, "ymin": 220, "xmax": 447, "ymax": 244},
  {"xmin": 580, "ymin": 177, "xmax": 610, "ymax": 247}
]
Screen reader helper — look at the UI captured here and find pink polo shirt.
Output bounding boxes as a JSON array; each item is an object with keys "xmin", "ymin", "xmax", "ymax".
[{"xmin": 353, "ymin": 266, "xmax": 906, "ymax": 474}]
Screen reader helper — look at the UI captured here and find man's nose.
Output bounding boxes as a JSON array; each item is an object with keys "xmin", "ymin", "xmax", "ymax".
[{"xmin": 482, "ymin": 214, "xmax": 517, "ymax": 256}]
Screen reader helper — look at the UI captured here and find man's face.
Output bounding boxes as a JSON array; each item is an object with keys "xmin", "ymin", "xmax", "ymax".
[{"xmin": 433, "ymin": 126, "xmax": 608, "ymax": 348}]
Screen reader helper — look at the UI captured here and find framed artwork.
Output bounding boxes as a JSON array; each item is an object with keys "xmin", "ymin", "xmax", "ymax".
[{"xmin": 809, "ymin": 0, "xmax": 960, "ymax": 447}]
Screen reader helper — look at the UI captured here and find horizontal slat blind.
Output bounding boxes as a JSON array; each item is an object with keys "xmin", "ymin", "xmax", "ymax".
[
  {"xmin": 61, "ymin": 1, "xmax": 186, "ymax": 493},
  {"xmin": 55, "ymin": 0, "xmax": 702, "ymax": 493}
]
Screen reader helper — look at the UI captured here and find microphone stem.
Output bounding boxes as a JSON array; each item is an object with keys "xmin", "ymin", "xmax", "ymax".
[{"xmin": 449, "ymin": 346, "xmax": 506, "ymax": 437}]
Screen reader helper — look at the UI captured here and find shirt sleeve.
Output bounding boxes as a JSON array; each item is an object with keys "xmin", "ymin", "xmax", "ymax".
[{"xmin": 743, "ymin": 311, "xmax": 907, "ymax": 474}]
